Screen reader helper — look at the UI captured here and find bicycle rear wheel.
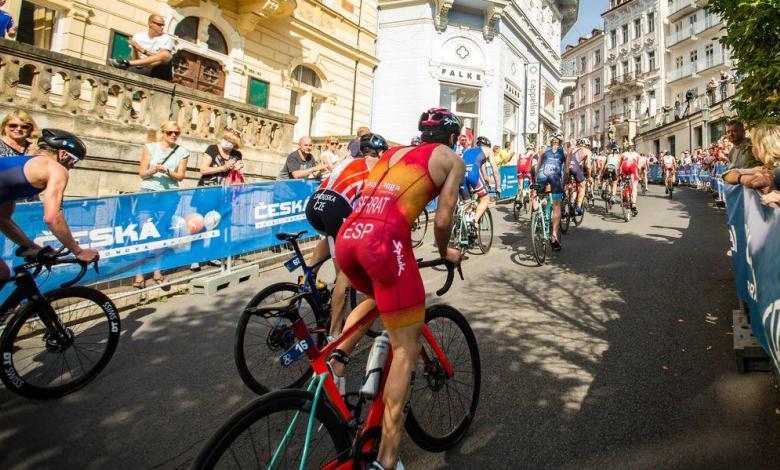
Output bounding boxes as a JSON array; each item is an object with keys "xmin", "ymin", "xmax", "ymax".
[
  {"xmin": 530, "ymin": 208, "xmax": 547, "ymax": 266},
  {"xmin": 573, "ymin": 203, "xmax": 585, "ymax": 226},
  {"xmin": 512, "ymin": 194, "xmax": 521, "ymax": 221},
  {"xmin": 0, "ymin": 286, "xmax": 120, "ymax": 399},
  {"xmin": 234, "ymin": 282, "xmax": 324, "ymax": 395},
  {"xmin": 406, "ymin": 304, "xmax": 481, "ymax": 452},
  {"xmin": 192, "ymin": 389, "xmax": 351, "ymax": 470},
  {"xmin": 560, "ymin": 200, "xmax": 571, "ymax": 234},
  {"xmin": 476, "ymin": 208, "xmax": 493, "ymax": 254},
  {"xmin": 411, "ymin": 209, "xmax": 428, "ymax": 248}
]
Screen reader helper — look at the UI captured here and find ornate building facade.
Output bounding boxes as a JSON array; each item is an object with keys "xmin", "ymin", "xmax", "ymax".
[
  {"xmin": 371, "ymin": 0, "xmax": 578, "ymax": 154},
  {"xmin": 0, "ymin": 0, "xmax": 379, "ymax": 194},
  {"xmin": 561, "ymin": 29, "xmax": 605, "ymax": 149}
]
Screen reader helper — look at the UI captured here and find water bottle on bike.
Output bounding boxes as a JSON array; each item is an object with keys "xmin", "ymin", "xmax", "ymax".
[{"xmin": 360, "ymin": 332, "xmax": 390, "ymax": 399}]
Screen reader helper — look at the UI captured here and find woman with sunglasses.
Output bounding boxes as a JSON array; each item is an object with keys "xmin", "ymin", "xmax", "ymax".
[
  {"xmin": 134, "ymin": 121, "xmax": 189, "ymax": 290},
  {"xmin": 0, "ymin": 110, "xmax": 38, "ymax": 157},
  {"xmin": 319, "ymin": 135, "xmax": 342, "ymax": 177}
]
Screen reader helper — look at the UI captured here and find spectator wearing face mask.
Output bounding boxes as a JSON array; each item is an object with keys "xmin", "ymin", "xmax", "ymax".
[{"xmin": 198, "ymin": 128, "xmax": 243, "ymax": 187}]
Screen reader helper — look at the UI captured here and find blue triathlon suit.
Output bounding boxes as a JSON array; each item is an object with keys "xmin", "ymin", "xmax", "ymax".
[
  {"xmin": 459, "ymin": 147, "xmax": 488, "ymax": 200},
  {"xmin": 0, "ymin": 156, "xmax": 43, "ymax": 205},
  {"xmin": 536, "ymin": 147, "xmax": 565, "ymax": 200}
]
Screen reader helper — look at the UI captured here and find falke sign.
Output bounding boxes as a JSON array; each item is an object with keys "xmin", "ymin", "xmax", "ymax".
[{"xmin": 440, "ymin": 67, "xmax": 483, "ymax": 83}]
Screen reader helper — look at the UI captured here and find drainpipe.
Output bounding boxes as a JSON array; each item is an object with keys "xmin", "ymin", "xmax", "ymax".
[{"xmin": 349, "ymin": 0, "xmax": 365, "ymax": 134}]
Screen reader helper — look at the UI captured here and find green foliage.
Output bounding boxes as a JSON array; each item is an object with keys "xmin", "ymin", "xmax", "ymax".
[{"xmin": 707, "ymin": 0, "xmax": 780, "ymax": 126}]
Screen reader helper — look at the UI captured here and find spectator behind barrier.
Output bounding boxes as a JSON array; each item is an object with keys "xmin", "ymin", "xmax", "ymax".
[
  {"xmin": 109, "ymin": 14, "xmax": 174, "ymax": 81},
  {"xmin": 134, "ymin": 121, "xmax": 190, "ymax": 291},
  {"xmin": 347, "ymin": 126, "xmax": 371, "ymax": 158},
  {"xmin": 726, "ymin": 120, "xmax": 759, "ymax": 170},
  {"xmin": 723, "ymin": 124, "xmax": 780, "ymax": 208},
  {"xmin": 1, "ymin": 110, "xmax": 37, "ymax": 157},
  {"xmin": 0, "ymin": 0, "xmax": 17, "ymax": 39},
  {"xmin": 198, "ymin": 128, "xmax": 243, "ymax": 187},
  {"xmin": 277, "ymin": 136, "xmax": 324, "ymax": 179},
  {"xmin": 319, "ymin": 135, "xmax": 343, "ymax": 177}
]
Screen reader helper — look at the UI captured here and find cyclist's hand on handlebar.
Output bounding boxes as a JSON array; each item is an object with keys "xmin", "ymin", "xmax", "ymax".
[
  {"xmin": 75, "ymin": 248, "xmax": 100, "ymax": 263},
  {"xmin": 444, "ymin": 247, "xmax": 461, "ymax": 266}
]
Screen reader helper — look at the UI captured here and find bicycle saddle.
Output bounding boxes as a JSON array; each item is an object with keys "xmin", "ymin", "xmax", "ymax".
[{"xmin": 275, "ymin": 230, "xmax": 308, "ymax": 241}]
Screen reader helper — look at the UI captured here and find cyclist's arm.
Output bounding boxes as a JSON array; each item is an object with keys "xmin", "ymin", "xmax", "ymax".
[
  {"xmin": 435, "ymin": 159, "xmax": 466, "ymax": 259},
  {"xmin": 41, "ymin": 163, "xmax": 83, "ymax": 254},
  {"xmin": 0, "ymin": 202, "xmax": 41, "ymax": 250},
  {"xmin": 489, "ymin": 158, "xmax": 500, "ymax": 190}
]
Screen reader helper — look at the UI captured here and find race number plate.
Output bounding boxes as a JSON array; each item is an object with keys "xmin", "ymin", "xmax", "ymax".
[
  {"xmin": 278, "ymin": 336, "xmax": 314, "ymax": 368},
  {"xmin": 284, "ymin": 256, "xmax": 302, "ymax": 272}
]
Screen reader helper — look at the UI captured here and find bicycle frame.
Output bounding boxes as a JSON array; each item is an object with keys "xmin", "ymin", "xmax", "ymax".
[
  {"xmin": 283, "ymin": 238, "xmax": 332, "ymax": 310},
  {"xmin": 452, "ymin": 199, "xmax": 478, "ymax": 249},
  {"xmin": 0, "ymin": 267, "xmax": 69, "ymax": 339}
]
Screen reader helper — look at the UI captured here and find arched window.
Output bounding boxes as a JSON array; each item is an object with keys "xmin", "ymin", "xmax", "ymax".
[
  {"xmin": 289, "ymin": 65, "xmax": 323, "ymax": 140},
  {"xmin": 174, "ymin": 16, "xmax": 229, "ymax": 55}
]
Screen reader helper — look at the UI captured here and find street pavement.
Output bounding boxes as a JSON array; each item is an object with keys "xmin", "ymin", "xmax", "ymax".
[{"xmin": 1, "ymin": 185, "xmax": 779, "ymax": 469}]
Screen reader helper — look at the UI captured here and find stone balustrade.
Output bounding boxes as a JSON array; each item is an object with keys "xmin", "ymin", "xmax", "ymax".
[{"xmin": 0, "ymin": 40, "xmax": 297, "ymax": 196}]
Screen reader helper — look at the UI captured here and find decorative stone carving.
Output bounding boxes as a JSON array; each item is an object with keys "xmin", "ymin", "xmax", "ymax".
[
  {"xmin": 237, "ymin": 0, "xmax": 297, "ymax": 35},
  {"xmin": 434, "ymin": 0, "xmax": 454, "ymax": 32},
  {"xmin": 483, "ymin": 3, "xmax": 507, "ymax": 42}
]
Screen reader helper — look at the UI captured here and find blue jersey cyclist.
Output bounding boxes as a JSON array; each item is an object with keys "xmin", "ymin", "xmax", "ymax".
[
  {"xmin": 459, "ymin": 136, "xmax": 500, "ymax": 225},
  {"xmin": 532, "ymin": 134, "xmax": 570, "ymax": 251}
]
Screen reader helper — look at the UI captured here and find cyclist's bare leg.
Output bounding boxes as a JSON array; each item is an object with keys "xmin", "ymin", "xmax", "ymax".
[
  {"xmin": 377, "ymin": 321, "xmax": 423, "ymax": 469},
  {"xmin": 329, "ymin": 297, "xmax": 377, "ymax": 376},
  {"xmin": 475, "ymin": 194, "xmax": 489, "ymax": 221},
  {"xmin": 329, "ymin": 270, "xmax": 351, "ymax": 337},
  {"xmin": 551, "ymin": 199, "xmax": 561, "ymax": 241},
  {"xmin": 631, "ymin": 178, "xmax": 639, "ymax": 204},
  {"xmin": 576, "ymin": 180, "xmax": 586, "ymax": 208},
  {"xmin": 610, "ymin": 178, "xmax": 618, "ymax": 199}
]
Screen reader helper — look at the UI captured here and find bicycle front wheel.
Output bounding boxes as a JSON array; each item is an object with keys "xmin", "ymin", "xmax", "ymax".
[
  {"xmin": 512, "ymin": 194, "xmax": 521, "ymax": 221},
  {"xmin": 406, "ymin": 304, "xmax": 481, "ymax": 452},
  {"xmin": 0, "ymin": 286, "xmax": 120, "ymax": 399},
  {"xmin": 476, "ymin": 208, "xmax": 493, "ymax": 254},
  {"xmin": 234, "ymin": 282, "xmax": 323, "ymax": 395},
  {"xmin": 573, "ymin": 203, "xmax": 585, "ymax": 226},
  {"xmin": 411, "ymin": 208, "xmax": 429, "ymax": 248},
  {"xmin": 530, "ymin": 208, "xmax": 547, "ymax": 266},
  {"xmin": 193, "ymin": 389, "xmax": 351, "ymax": 470},
  {"xmin": 560, "ymin": 201, "xmax": 571, "ymax": 234}
]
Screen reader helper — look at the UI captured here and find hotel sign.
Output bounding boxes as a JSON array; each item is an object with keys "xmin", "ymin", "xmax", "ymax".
[
  {"xmin": 439, "ymin": 66, "xmax": 484, "ymax": 84},
  {"xmin": 525, "ymin": 63, "xmax": 540, "ymax": 133}
]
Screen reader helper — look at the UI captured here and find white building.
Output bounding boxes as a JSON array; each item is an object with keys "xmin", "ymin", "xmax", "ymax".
[
  {"xmin": 562, "ymin": 29, "xmax": 606, "ymax": 149},
  {"xmin": 633, "ymin": 0, "xmax": 735, "ymax": 156},
  {"xmin": 371, "ymin": 0, "xmax": 579, "ymax": 154},
  {"xmin": 602, "ymin": 0, "xmax": 666, "ymax": 148}
]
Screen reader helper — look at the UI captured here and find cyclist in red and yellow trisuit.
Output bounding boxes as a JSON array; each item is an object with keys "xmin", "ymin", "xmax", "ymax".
[
  {"xmin": 330, "ymin": 108, "xmax": 466, "ymax": 470},
  {"xmin": 619, "ymin": 144, "xmax": 641, "ymax": 215}
]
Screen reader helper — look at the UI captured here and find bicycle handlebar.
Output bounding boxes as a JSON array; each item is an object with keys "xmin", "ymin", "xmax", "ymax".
[
  {"xmin": 15, "ymin": 246, "xmax": 100, "ymax": 288},
  {"xmin": 416, "ymin": 258, "xmax": 463, "ymax": 296}
]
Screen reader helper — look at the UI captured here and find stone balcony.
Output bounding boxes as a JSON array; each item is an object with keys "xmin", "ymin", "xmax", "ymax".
[
  {"xmin": 0, "ymin": 40, "xmax": 297, "ymax": 197},
  {"xmin": 608, "ymin": 72, "xmax": 645, "ymax": 93}
]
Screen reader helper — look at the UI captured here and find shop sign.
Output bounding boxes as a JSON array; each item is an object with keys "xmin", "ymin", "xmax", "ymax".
[
  {"xmin": 525, "ymin": 63, "xmax": 540, "ymax": 133},
  {"xmin": 440, "ymin": 66, "xmax": 484, "ymax": 84}
]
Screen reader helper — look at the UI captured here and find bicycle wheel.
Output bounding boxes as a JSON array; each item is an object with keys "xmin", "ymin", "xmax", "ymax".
[
  {"xmin": 560, "ymin": 200, "xmax": 570, "ymax": 234},
  {"xmin": 530, "ymin": 208, "xmax": 547, "ymax": 266},
  {"xmin": 573, "ymin": 202, "xmax": 585, "ymax": 226},
  {"xmin": 622, "ymin": 190, "xmax": 631, "ymax": 222},
  {"xmin": 411, "ymin": 209, "xmax": 428, "ymax": 248},
  {"xmin": 193, "ymin": 389, "xmax": 351, "ymax": 470},
  {"xmin": 0, "ymin": 286, "xmax": 120, "ymax": 399},
  {"xmin": 235, "ymin": 282, "xmax": 324, "ymax": 395},
  {"xmin": 512, "ymin": 194, "xmax": 521, "ymax": 221},
  {"xmin": 669, "ymin": 182, "xmax": 674, "ymax": 199},
  {"xmin": 406, "ymin": 304, "xmax": 481, "ymax": 452},
  {"xmin": 476, "ymin": 208, "xmax": 493, "ymax": 254}
]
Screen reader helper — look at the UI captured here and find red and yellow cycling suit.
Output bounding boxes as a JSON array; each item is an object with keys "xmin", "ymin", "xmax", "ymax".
[
  {"xmin": 517, "ymin": 151, "xmax": 534, "ymax": 182},
  {"xmin": 335, "ymin": 143, "xmax": 439, "ymax": 329},
  {"xmin": 620, "ymin": 152, "xmax": 640, "ymax": 182}
]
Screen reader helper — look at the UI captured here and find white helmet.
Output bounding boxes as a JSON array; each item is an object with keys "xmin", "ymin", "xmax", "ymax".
[{"xmin": 577, "ymin": 138, "xmax": 591, "ymax": 147}]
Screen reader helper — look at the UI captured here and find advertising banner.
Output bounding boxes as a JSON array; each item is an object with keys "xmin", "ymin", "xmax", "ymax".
[
  {"xmin": 724, "ymin": 184, "xmax": 780, "ymax": 372},
  {"xmin": 499, "ymin": 166, "xmax": 519, "ymax": 199},
  {"xmin": 0, "ymin": 180, "xmax": 320, "ymax": 301},
  {"xmin": 525, "ymin": 63, "xmax": 540, "ymax": 134}
]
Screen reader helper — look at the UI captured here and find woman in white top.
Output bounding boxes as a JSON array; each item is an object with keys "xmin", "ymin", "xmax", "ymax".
[
  {"xmin": 318, "ymin": 135, "xmax": 343, "ymax": 177},
  {"xmin": 134, "ymin": 121, "xmax": 189, "ymax": 290}
]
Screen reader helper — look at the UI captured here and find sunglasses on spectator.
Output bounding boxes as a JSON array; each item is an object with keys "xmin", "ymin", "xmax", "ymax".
[
  {"xmin": 6, "ymin": 123, "xmax": 32, "ymax": 131},
  {"xmin": 164, "ymin": 130, "xmax": 181, "ymax": 136},
  {"xmin": 151, "ymin": 21, "xmax": 165, "ymax": 26},
  {"xmin": 328, "ymin": 141, "xmax": 338, "ymax": 145}
]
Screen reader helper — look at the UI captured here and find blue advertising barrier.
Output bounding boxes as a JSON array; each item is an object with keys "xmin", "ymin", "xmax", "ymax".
[
  {"xmin": 648, "ymin": 164, "xmax": 664, "ymax": 184},
  {"xmin": 724, "ymin": 184, "xmax": 780, "ymax": 374},
  {"xmin": 1, "ymin": 180, "xmax": 320, "ymax": 301},
  {"xmin": 498, "ymin": 166, "xmax": 519, "ymax": 199}
]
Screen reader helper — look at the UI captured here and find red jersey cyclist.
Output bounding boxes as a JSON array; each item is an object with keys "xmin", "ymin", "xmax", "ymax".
[
  {"xmin": 661, "ymin": 151, "xmax": 677, "ymax": 192},
  {"xmin": 619, "ymin": 143, "xmax": 641, "ymax": 215},
  {"xmin": 517, "ymin": 144, "xmax": 535, "ymax": 193},
  {"xmin": 330, "ymin": 108, "xmax": 466, "ymax": 470}
]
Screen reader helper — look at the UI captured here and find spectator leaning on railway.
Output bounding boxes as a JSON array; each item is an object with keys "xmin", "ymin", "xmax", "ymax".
[
  {"xmin": 723, "ymin": 125, "xmax": 780, "ymax": 207},
  {"xmin": 277, "ymin": 136, "xmax": 324, "ymax": 180},
  {"xmin": 726, "ymin": 120, "xmax": 759, "ymax": 170},
  {"xmin": 109, "ymin": 14, "xmax": 174, "ymax": 81}
]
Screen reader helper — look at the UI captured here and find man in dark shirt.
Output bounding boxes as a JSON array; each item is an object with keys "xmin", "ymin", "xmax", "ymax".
[
  {"xmin": 278, "ymin": 136, "xmax": 324, "ymax": 179},
  {"xmin": 347, "ymin": 126, "xmax": 371, "ymax": 158}
]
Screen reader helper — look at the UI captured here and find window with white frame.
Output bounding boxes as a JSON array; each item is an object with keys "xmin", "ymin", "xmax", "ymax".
[
  {"xmin": 440, "ymin": 83, "xmax": 480, "ymax": 135},
  {"xmin": 634, "ymin": 18, "xmax": 642, "ymax": 39}
]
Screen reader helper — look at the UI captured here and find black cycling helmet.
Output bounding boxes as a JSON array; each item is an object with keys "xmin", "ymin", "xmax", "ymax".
[
  {"xmin": 38, "ymin": 128, "xmax": 87, "ymax": 160},
  {"xmin": 418, "ymin": 108, "xmax": 461, "ymax": 143},
  {"xmin": 609, "ymin": 143, "xmax": 619, "ymax": 152},
  {"xmin": 359, "ymin": 133, "xmax": 388, "ymax": 155},
  {"xmin": 475, "ymin": 136, "xmax": 491, "ymax": 147}
]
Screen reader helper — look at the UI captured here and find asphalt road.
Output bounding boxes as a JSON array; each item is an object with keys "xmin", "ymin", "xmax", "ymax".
[{"xmin": 1, "ymin": 185, "xmax": 779, "ymax": 469}]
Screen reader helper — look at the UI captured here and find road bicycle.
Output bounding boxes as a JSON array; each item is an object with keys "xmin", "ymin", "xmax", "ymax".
[
  {"xmin": 529, "ymin": 184, "xmax": 555, "ymax": 266},
  {"xmin": 560, "ymin": 178, "xmax": 585, "ymax": 234},
  {"xmin": 450, "ymin": 197, "xmax": 493, "ymax": 256},
  {"xmin": 0, "ymin": 246, "xmax": 120, "ymax": 399},
  {"xmin": 601, "ymin": 175, "xmax": 616, "ymax": 213},
  {"xmin": 619, "ymin": 175, "xmax": 634, "ymax": 222},
  {"xmin": 235, "ymin": 231, "xmax": 373, "ymax": 395},
  {"xmin": 410, "ymin": 208, "xmax": 429, "ymax": 248},
  {"xmin": 584, "ymin": 177, "xmax": 597, "ymax": 211},
  {"xmin": 665, "ymin": 171, "xmax": 675, "ymax": 199},
  {"xmin": 512, "ymin": 175, "xmax": 532, "ymax": 221},
  {"xmin": 194, "ymin": 260, "xmax": 480, "ymax": 469}
]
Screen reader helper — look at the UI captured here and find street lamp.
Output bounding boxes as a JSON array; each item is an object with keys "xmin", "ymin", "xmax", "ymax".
[{"xmin": 702, "ymin": 106, "xmax": 711, "ymax": 148}]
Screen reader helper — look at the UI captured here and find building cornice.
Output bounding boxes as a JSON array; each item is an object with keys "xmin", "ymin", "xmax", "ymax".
[
  {"xmin": 289, "ymin": 18, "xmax": 379, "ymax": 67},
  {"xmin": 502, "ymin": 5, "xmax": 562, "ymax": 76},
  {"xmin": 601, "ymin": 0, "xmax": 638, "ymax": 17}
]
